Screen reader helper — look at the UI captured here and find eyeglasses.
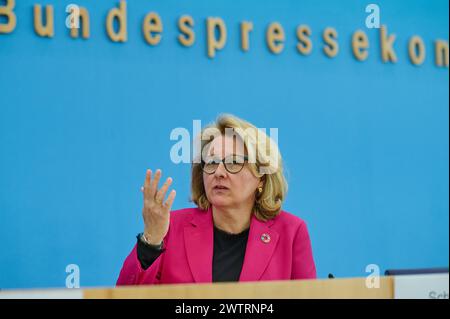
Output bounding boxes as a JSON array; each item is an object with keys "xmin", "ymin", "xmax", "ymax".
[{"xmin": 201, "ymin": 155, "xmax": 249, "ymax": 174}]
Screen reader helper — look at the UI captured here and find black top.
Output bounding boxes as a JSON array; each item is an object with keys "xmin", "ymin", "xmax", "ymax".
[
  {"xmin": 136, "ymin": 226, "xmax": 250, "ymax": 282},
  {"xmin": 212, "ymin": 226, "xmax": 249, "ymax": 282}
]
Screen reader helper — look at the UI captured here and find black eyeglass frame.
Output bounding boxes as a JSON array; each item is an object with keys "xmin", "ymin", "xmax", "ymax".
[{"xmin": 201, "ymin": 155, "xmax": 249, "ymax": 174}]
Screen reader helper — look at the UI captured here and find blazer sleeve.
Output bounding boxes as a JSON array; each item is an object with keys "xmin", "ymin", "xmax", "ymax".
[
  {"xmin": 291, "ymin": 220, "xmax": 317, "ymax": 279},
  {"xmin": 116, "ymin": 232, "xmax": 170, "ymax": 286}
]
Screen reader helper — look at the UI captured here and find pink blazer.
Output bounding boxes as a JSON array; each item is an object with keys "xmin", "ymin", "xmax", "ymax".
[{"xmin": 116, "ymin": 207, "xmax": 316, "ymax": 285}]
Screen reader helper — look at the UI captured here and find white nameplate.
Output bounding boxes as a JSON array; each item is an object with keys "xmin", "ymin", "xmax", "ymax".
[{"xmin": 394, "ymin": 274, "xmax": 449, "ymax": 299}]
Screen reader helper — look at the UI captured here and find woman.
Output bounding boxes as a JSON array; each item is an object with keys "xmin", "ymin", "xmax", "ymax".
[{"xmin": 117, "ymin": 114, "xmax": 316, "ymax": 285}]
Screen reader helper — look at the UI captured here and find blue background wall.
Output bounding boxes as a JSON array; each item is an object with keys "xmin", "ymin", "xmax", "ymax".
[{"xmin": 0, "ymin": 0, "xmax": 448, "ymax": 288}]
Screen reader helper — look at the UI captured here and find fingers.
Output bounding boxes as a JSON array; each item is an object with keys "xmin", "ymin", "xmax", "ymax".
[
  {"xmin": 142, "ymin": 169, "xmax": 174, "ymax": 207},
  {"xmin": 142, "ymin": 169, "xmax": 152, "ymax": 195},
  {"xmin": 144, "ymin": 169, "xmax": 152, "ymax": 189},
  {"xmin": 155, "ymin": 177, "xmax": 172, "ymax": 204},
  {"xmin": 149, "ymin": 169, "xmax": 161, "ymax": 197},
  {"xmin": 164, "ymin": 190, "xmax": 176, "ymax": 211}
]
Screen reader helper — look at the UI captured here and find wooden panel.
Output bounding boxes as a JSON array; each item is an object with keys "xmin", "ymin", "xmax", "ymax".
[{"xmin": 83, "ymin": 277, "xmax": 394, "ymax": 299}]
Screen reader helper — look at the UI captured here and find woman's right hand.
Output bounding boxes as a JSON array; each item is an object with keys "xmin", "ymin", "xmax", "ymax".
[{"xmin": 140, "ymin": 169, "xmax": 176, "ymax": 245}]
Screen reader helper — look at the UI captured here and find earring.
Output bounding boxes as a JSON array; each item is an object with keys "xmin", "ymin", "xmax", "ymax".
[{"xmin": 258, "ymin": 187, "xmax": 263, "ymax": 193}]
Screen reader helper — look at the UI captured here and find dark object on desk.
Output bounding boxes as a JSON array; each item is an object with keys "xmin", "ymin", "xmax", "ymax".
[{"xmin": 384, "ymin": 267, "xmax": 449, "ymax": 276}]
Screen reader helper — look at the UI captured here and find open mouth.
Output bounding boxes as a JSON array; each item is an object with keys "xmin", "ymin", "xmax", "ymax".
[{"xmin": 213, "ymin": 185, "xmax": 229, "ymax": 190}]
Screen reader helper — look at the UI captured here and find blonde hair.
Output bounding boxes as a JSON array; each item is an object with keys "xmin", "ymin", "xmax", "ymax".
[{"xmin": 191, "ymin": 114, "xmax": 288, "ymax": 221}]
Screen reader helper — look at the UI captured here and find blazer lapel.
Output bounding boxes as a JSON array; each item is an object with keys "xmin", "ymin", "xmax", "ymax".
[
  {"xmin": 239, "ymin": 214, "xmax": 279, "ymax": 282},
  {"xmin": 184, "ymin": 208, "xmax": 214, "ymax": 283}
]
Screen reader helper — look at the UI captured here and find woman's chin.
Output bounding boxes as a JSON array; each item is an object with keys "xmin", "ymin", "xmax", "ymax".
[{"xmin": 209, "ymin": 196, "xmax": 231, "ymax": 207}]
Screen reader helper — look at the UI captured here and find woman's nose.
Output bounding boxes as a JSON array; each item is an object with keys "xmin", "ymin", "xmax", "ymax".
[{"xmin": 214, "ymin": 162, "xmax": 227, "ymax": 177}]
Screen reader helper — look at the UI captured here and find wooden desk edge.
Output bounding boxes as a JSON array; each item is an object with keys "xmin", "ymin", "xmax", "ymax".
[{"xmin": 83, "ymin": 277, "xmax": 394, "ymax": 299}]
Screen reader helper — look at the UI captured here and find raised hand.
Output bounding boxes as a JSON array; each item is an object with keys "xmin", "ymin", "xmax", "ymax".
[{"xmin": 140, "ymin": 169, "xmax": 176, "ymax": 245}]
